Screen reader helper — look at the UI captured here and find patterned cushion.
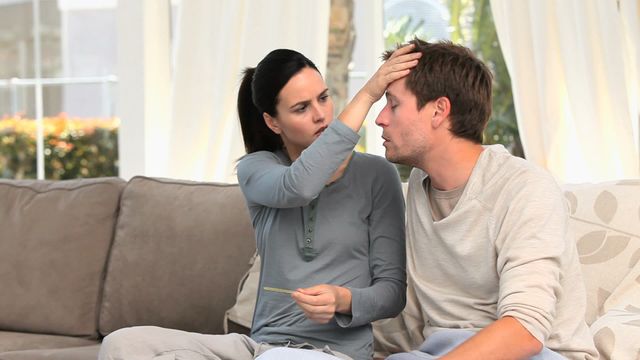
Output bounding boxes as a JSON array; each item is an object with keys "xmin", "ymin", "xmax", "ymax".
[
  {"xmin": 563, "ymin": 180, "xmax": 640, "ymax": 325},
  {"xmin": 589, "ymin": 306, "xmax": 640, "ymax": 360}
]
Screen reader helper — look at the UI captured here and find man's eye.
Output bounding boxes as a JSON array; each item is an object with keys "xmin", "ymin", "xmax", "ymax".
[{"xmin": 319, "ymin": 94, "xmax": 330, "ymax": 102}]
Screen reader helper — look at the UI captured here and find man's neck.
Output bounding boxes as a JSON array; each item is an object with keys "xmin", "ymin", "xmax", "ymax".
[{"xmin": 419, "ymin": 138, "xmax": 484, "ymax": 191}]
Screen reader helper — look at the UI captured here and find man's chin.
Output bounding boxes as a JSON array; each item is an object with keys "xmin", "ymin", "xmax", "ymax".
[
  {"xmin": 384, "ymin": 151, "xmax": 412, "ymax": 166},
  {"xmin": 383, "ymin": 151, "xmax": 400, "ymax": 164}
]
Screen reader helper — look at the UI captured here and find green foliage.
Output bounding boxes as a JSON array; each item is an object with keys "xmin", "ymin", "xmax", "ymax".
[
  {"xmin": 461, "ymin": 0, "xmax": 523, "ymax": 157},
  {"xmin": 384, "ymin": 0, "xmax": 523, "ymax": 180},
  {"xmin": 384, "ymin": 16, "xmax": 427, "ymax": 48},
  {"xmin": 0, "ymin": 117, "xmax": 118, "ymax": 179},
  {"xmin": 44, "ymin": 127, "xmax": 118, "ymax": 179}
]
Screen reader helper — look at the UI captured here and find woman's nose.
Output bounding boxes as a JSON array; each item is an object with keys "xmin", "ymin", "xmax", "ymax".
[{"xmin": 311, "ymin": 102, "xmax": 325, "ymax": 122}]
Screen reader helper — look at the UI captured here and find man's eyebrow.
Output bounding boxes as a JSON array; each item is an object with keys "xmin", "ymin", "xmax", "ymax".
[{"xmin": 385, "ymin": 91, "xmax": 397, "ymax": 100}]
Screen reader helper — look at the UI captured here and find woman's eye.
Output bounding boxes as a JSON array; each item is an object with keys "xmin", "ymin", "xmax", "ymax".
[{"xmin": 295, "ymin": 105, "xmax": 307, "ymax": 113}]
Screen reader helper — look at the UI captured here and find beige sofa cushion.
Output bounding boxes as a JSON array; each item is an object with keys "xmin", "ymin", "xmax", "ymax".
[
  {"xmin": 563, "ymin": 180, "xmax": 640, "ymax": 325},
  {"xmin": 0, "ymin": 344, "xmax": 100, "ymax": 360},
  {"xmin": 0, "ymin": 331, "xmax": 98, "ymax": 353},
  {"xmin": 0, "ymin": 178, "xmax": 125, "ymax": 338},
  {"xmin": 99, "ymin": 177, "xmax": 256, "ymax": 336}
]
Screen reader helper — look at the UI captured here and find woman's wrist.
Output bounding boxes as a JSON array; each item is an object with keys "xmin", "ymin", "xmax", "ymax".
[
  {"xmin": 337, "ymin": 91, "xmax": 375, "ymax": 133},
  {"xmin": 335, "ymin": 286, "xmax": 353, "ymax": 314}
]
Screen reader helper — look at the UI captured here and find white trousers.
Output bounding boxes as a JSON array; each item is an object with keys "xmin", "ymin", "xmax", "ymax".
[{"xmin": 98, "ymin": 326, "xmax": 351, "ymax": 360}]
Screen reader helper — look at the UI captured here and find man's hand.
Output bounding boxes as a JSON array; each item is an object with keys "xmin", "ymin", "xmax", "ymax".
[{"xmin": 291, "ymin": 285, "xmax": 352, "ymax": 324}]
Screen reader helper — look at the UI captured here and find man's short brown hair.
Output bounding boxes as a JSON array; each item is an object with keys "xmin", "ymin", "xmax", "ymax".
[{"xmin": 384, "ymin": 39, "xmax": 493, "ymax": 144}]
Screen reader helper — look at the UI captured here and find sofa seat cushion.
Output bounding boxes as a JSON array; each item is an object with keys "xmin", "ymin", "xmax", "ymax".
[
  {"xmin": 0, "ymin": 331, "xmax": 98, "ymax": 353},
  {"xmin": 0, "ymin": 178, "xmax": 126, "ymax": 338},
  {"xmin": 99, "ymin": 176, "xmax": 256, "ymax": 336},
  {"xmin": 0, "ymin": 344, "xmax": 100, "ymax": 360}
]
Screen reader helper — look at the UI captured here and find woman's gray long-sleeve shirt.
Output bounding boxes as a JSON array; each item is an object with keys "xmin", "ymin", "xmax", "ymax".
[{"xmin": 236, "ymin": 120, "xmax": 406, "ymax": 360}]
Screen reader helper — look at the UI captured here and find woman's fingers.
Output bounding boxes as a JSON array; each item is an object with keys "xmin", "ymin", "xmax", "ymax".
[
  {"xmin": 389, "ymin": 51, "xmax": 422, "ymax": 65},
  {"xmin": 292, "ymin": 286, "xmax": 341, "ymax": 323},
  {"xmin": 388, "ymin": 43, "xmax": 417, "ymax": 59},
  {"xmin": 384, "ymin": 53, "xmax": 421, "ymax": 75}
]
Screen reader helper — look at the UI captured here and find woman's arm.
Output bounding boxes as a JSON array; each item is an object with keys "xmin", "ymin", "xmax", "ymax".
[
  {"xmin": 237, "ymin": 45, "xmax": 420, "ymax": 209},
  {"xmin": 237, "ymin": 120, "xmax": 359, "ymax": 208},
  {"xmin": 336, "ymin": 159, "xmax": 406, "ymax": 327}
]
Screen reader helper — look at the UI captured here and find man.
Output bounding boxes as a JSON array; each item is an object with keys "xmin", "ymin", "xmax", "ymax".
[{"xmin": 374, "ymin": 39, "xmax": 598, "ymax": 360}]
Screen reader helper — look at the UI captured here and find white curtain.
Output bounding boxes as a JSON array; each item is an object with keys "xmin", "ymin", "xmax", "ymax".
[
  {"xmin": 166, "ymin": 0, "xmax": 330, "ymax": 182},
  {"xmin": 490, "ymin": 0, "xmax": 640, "ymax": 183}
]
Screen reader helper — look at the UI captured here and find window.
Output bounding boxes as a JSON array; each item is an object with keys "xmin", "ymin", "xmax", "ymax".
[
  {"xmin": 0, "ymin": 0, "xmax": 118, "ymax": 180},
  {"xmin": 337, "ymin": 0, "xmax": 522, "ymax": 180}
]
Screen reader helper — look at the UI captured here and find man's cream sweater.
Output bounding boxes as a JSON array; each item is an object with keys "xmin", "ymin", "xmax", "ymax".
[{"xmin": 382, "ymin": 145, "xmax": 598, "ymax": 359}]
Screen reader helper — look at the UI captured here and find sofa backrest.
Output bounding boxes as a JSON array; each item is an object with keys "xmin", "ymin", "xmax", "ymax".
[
  {"xmin": 98, "ymin": 176, "xmax": 256, "ymax": 336},
  {"xmin": 0, "ymin": 178, "xmax": 126, "ymax": 338}
]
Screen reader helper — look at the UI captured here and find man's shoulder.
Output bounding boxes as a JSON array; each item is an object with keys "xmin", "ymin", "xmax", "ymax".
[
  {"xmin": 470, "ymin": 146, "xmax": 562, "ymax": 209},
  {"xmin": 480, "ymin": 145, "xmax": 557, "ymax": 187}
]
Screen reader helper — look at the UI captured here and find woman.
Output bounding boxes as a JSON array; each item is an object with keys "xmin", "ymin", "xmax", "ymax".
[
  {"xmin": 98, "ymin": 44, "xmax": 420, "ymax": 360},
  {"xmin": 235, "ymin": 44, "xmax": 418, "ymax": 360}
]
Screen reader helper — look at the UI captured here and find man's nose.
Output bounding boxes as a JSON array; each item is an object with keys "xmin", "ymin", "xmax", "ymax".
[{"xmin": 375, "ymin": 108, "xmax": 388, "ymax": 127}]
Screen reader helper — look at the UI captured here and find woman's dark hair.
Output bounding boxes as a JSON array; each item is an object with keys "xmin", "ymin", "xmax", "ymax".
[{"xmin": 237, "ymin": 49, "xmax": 319, "ymax": 153}]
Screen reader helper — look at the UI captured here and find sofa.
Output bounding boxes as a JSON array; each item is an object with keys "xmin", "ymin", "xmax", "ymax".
[
  {"xmin": 1, "ymin": 176, "xmax": 639, "ymax": 360},
  {"xmin": 0, "ymin": 176, "xmax": 257, "ymax": 360},
  {"xmin": 224, "ymin": 180, "xmax": 640, "ymax": 360}
]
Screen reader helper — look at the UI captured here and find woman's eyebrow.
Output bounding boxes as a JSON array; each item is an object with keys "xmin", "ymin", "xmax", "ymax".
[
  {"xmin": 289, "ymin": 99, "xmax": 310, "ymax": 110},
  {"xmin": 289, "ymin": 89, "xmax": 330, "ymax": 110}
]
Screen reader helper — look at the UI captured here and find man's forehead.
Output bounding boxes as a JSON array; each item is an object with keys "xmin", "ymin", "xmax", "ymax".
[{"xmin": 387, "ymin": 77, "xmax": 412, "ymax": 98}]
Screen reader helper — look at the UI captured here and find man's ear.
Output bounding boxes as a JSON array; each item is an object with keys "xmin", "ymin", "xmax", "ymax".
[
  {"xmin": 431, "ymin": 97, "xmax": 451, "ymax": 128},
  {"xmin": 263, "ymin": 113, "xmax": 281, "ymax": 134}
]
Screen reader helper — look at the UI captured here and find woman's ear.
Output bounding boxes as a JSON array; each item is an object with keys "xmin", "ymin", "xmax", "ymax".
[{"xmin": 263, "ymin": 113, "xmax": 281, "ymax": 134}]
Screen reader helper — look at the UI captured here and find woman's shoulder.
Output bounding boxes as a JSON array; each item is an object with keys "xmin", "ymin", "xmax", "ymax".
[
  {"xmin": 350, "ymin": 152, "xmax": 401, "ymax": 188},
  {"xmin": 352, "ymin": 152, "xmax": 397, "ymax": 172},
  {"xmin": 238, "ymin": 150, "xmax": 288, "ymax": 167}
]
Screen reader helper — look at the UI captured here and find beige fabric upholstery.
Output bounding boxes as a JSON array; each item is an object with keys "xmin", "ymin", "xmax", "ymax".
[
  {"xmin": 564, "ymin": 179, "xmax": 640, "ymax": 325},
  {"xmin": 98, "ymin": 176, "xmax": 256, "ymax": 336},
  {"xmin": 0, "ymin": 178, "xmax": 125, "ymax": 338},
  {"xmin": 225, "ymin": 252, "xmax": 260, "ymax": 331},
  {"xmin": 590, "ymin": 307, "xmax": 640, "ymax": 360},
  {"xmin": 564, "ymin": 180, "xmax": 640, "ymax": 359},
  {"xmin": 0, "ymin": 344, "xmax": 101, "ymax": 360},
  {"xmin": 0, "ymin": 332, "xmax": 98, "ymax": 353}
]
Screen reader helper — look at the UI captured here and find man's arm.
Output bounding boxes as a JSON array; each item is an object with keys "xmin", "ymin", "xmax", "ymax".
[{"xmin": 440, "ymin": 317, "xmax": 542, "ymax": 360}]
